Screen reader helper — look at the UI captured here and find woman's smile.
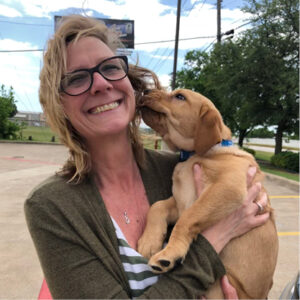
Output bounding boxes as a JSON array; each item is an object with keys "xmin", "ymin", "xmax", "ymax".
[{"xmin": 88, "ymin": 100, "xmax": 121, "ymax": 114}]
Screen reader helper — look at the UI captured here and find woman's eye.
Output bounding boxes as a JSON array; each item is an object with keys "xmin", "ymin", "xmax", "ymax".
[
  {"xmin": 66, "ymin": 73, "xmax": 89, "ymax": 87},
  {"xmin": 101, "ymin": 64, "xmax": 121, "ymax": 73},
  {"xmin": 175, "ymin": 93, "xmax": 186, "ymax": 101}
]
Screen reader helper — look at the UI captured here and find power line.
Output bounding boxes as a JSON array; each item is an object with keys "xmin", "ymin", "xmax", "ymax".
[
  {"xmin": 144, "ymin": 46, "xmax": 162, "ymax": 68},
  {"xmin": 185, "ymin": 0, "xmax": 207, "ymax": 17},
  {"xmin": 181, "ymin": 0, "xmax": 189, "ymax": 11},
  {"xmin": 154, "ymin": 48, "xmax": 175, "ymax": 74},
  {"xmin": 151, "ymin": 47, "xmax": 173, "ymax": 72},
  {"xmin": 136, "ymin": 35, "xmax": 216, "ymax": 46},
  {"xmin": 0, "ymin": 49, "xmax": 43, "ymax": 53},
  {"xmin": 0, "ymin": 19, "xmax": 52, "ymax": 27},
  {"xmin": 202, "ymin": 38, "xmax": 217, "ymax": 52},
  {"xmin": 235, "ymin": 20, "xmax": 252, "ymax": 30}
]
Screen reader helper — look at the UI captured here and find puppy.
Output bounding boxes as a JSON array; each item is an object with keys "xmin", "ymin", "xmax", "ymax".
[{"xmin": 137, "ymin": 89, "xmax": 278, "ymax": 299}]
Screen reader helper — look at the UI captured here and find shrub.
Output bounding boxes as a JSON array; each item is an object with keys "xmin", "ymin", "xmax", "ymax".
[
  {"xmin": 271, "ymin": 151, "xmax": 299, "ymax": 173},
  {"xmin": 0, "ymin": 120, "xmax": 20, "ymax": 139}
]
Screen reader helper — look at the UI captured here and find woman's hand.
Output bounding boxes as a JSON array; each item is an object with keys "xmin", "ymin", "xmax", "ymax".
[
  {"xmin": 221, "ymin": 275, "xmax": 238, "ymax": 299},
  {"xmin": 201, "ymin": 275, "xmax": 238, "ymax": 300},
  {"xmin": 193, "ymin": 164, "xmax": 270, "ymax": 254}
]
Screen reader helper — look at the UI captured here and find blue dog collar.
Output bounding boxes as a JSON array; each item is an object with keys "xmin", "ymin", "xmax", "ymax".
[
  {"xmin": 179, "ymin": 140, "xmax": 233, "ymax": 161},
  {"xmin": 179, "ymin": 150, "xmax": 195, "ymax": 162},
  {"xmin": 221, "ymin": 139, "xmax": 234, "ymax": 147}
]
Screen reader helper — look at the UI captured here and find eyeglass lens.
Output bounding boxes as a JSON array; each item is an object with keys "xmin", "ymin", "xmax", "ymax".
[{"xmin": 61, "ymin": 56, "xmax": 128, "ymax": 96}]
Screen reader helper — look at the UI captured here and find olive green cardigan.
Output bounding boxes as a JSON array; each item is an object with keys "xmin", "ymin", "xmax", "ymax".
[{"xmin": 25, "ymin": 149, "xmax": 225, "ymax": 299}]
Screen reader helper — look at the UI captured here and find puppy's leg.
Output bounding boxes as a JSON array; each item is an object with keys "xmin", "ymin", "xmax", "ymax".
[
  {"xmin": 137, "ymin": 196, "xmax": 178, "ymax": 259},
  {"xmin": 148, "ymin": 183, "xmax": 244, "ymax": 273}
]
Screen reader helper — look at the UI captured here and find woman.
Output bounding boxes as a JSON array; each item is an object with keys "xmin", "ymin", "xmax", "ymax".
[{"xmin": 25, "ymin": 15, "xmax": 269, "ymax": 299}]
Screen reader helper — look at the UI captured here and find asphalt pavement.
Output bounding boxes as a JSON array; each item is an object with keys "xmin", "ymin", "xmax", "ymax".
[{"xmin": 0, "ymin": 142, "xmax": 299, "ymax": 299}]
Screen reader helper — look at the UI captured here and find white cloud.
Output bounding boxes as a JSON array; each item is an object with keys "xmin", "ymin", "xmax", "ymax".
[
  {"xmin": 0, "ymin": 39, "xmax": 41, "ymax": 112},
  {"xmin": 0, "ymin": 38, "xmax": 37, "ymax": 50},
  {"xmin": 0, "ymin": 4, "xmax": 22, "ymax": 17},
  {"xmin": 158, "ymin": 74, "xmax": 171, "ymax": 90}
]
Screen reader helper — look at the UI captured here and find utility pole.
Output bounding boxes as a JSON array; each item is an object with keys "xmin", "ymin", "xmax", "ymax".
[
  {"xmin": 171, "ymin": 0, "xmax": 181, "ymax": 90},
  {"xmin": 217, "ymin": 0, "xmax": 222, "ymax": 43}
]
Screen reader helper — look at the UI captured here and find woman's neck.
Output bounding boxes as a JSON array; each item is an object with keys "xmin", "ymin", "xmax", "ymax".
[{"xmin": 87, "ymin": 132, "xmax": 139, "ymax": 190}]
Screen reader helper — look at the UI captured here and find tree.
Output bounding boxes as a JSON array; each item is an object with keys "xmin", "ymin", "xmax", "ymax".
[
  {"xmin": 175, "ymin": 0, "xmax": 299, "ymax": 152},
  {"xmin": 241, "ymin": 0, "xmax": 299, "ymax": 153},
  {"xmin": 0, "ymin": 85, "xmax": 19, "ymax": 139}
]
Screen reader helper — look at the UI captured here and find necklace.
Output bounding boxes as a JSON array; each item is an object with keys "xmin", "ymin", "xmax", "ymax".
[
  {"xmin": 124, "ymin": 211, "xmax": 130, "ymax": 224},
  {"xmin": 95, "ymin": 167, "xmax": 146, "ymax": 226}
]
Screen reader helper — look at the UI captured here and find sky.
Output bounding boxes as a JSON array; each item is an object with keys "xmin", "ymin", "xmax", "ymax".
[{"xmin": 0, "ymin": 0, "xmax": 251, "ymax": 113}]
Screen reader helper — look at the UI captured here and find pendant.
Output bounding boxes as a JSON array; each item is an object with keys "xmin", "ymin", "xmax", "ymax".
[{"xmin": 124, "ymin": 211, "xmax": 130, "ymax": 224}]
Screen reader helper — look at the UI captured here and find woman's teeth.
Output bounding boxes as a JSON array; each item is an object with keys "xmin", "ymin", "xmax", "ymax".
[{"xmin": 90, "ymin": 101, "xmax": 120, "ymax": 114}]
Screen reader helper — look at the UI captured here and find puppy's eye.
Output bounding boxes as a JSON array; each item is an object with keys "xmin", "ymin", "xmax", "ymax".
[{"xmin": 175, "ymin": 93, "xmax": 186, "ymax": 101}]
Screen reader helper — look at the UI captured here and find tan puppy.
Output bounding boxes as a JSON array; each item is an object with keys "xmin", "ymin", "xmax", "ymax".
[{"xmin": 137, "ymin": 89, "xmax": 278, "ymax": 299}]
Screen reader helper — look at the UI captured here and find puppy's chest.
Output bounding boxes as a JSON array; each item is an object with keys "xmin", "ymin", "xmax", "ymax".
[{"xmin": 171, "ymin": 156, "xmax": 203, "ymax": 214}]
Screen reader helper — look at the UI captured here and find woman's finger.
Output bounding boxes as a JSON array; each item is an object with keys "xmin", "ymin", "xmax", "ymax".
[
  {"xmin": 221, "ymin": 275, "xmax": 239, "ymax": 299},
  {"xmin": 244, "ymin": 182, "xmax": 261, "ymax": 206},
  {"xmin": 254, "ymin": 192, "xmax": 268, "ymax": 214},
  {"xmin": 253, "ymin": 212, "xmax": 270, "ymax": 226}
]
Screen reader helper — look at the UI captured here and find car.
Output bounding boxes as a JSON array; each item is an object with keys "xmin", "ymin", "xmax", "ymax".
[{"xmin": 280, "ymin": 272, "xmax": 299, "ymax": 299}]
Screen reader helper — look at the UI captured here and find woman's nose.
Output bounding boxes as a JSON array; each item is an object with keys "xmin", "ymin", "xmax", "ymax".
[{"xmin": 90, "ymin": 72, "xmax": 113, "ymax": 94}]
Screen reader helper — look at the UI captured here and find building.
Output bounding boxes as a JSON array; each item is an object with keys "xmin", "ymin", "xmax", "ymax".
[{"xmin": 11, "ymin": 111, "xmax": 47, "ymax": 127}]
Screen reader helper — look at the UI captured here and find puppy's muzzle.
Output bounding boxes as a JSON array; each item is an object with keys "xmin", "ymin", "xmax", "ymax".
[{"xmin": 137, "ymin": 89, "xmax": 154, "ymax": 108}]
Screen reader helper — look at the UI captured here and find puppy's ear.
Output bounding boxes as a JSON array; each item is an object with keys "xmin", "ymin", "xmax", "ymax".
[{"xmin": 194, "ymin": 106, "xmax": 222, "ymax": 155}]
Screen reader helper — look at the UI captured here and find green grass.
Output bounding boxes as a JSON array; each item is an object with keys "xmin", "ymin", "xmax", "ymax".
[
  {"xmin": 255, "ymin": 150, "xmax": 273, "ymax": 162},
  {"xmin": 141, "ymin": 134, "xmax": 161, "ymax": 150},
  {"xmin": 260, "ymin": 165, "xmax": 299, "ymax": 181},
  {"xmin": 17, "ymin": 126, "xmax": 60, "ymax": 143}
]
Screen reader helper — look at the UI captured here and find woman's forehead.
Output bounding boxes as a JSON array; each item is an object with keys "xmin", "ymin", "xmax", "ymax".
[{"xmin": 66, "ymin": 36, "xmax": 114, "ymax": 72}]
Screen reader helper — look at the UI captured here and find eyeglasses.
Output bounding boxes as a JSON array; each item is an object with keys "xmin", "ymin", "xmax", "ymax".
[{"xmin": 60, "ymin": 55, "xmax": 128, "ymax": 96}]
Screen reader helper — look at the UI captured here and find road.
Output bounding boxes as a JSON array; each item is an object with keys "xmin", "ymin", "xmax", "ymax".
[{"xmin": 0, "ymin": 142, "xmax": 298, "ymax": 299}]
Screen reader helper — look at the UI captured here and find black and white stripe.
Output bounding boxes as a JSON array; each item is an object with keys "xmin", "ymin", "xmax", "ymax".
[{"xmin": 111, "ymin": 218, "xmax": 159, "ymax": 298}]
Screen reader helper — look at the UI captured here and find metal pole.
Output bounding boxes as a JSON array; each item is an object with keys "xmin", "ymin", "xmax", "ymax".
[
  {"xmin": 171, "ymin": 0, "xmax": 181, "ymax": 90},
  {"xmin": 217, "ymin": 0, "xmax": 222, "ymax": 43}
]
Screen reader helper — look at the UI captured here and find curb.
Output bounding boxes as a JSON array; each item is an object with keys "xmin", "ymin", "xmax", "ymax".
[{"xmin": 265, "ymin": 172, "xmax": 299, "ymax": 193}]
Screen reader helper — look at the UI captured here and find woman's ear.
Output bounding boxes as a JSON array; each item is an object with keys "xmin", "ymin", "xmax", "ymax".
[{"xmin": 194, "ymin": 107, "xmax": 223, "ymax": 155}]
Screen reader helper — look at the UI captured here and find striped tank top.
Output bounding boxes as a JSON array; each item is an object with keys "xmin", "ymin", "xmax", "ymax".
[{"xmin": 111, "ymin": 218, "xmax": 159, "ymax": 298}]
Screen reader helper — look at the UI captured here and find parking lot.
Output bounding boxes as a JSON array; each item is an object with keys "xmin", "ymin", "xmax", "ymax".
[{"xmin": 0, "ymin": 142, "xmax": 299, "ymax": 299}]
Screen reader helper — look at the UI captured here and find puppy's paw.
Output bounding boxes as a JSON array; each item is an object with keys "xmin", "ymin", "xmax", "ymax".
[
  {"xmin": 148, "ymin": 247, "xmax": 186, "ymax": 273},
  {"xmin": 137, "ymin": 231, "xmax": 165, "ymax": 259}
]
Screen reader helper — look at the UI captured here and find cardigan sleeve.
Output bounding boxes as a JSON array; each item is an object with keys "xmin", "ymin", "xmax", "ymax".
[{"xmin": 24, "ymin": 177, "xmax": 133, "ymax": 299}]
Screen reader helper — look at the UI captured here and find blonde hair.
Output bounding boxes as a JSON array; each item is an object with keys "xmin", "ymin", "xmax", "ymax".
[{"xmin": 39, "ymin": 15, "xmax": 162, "ymax": 182}]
